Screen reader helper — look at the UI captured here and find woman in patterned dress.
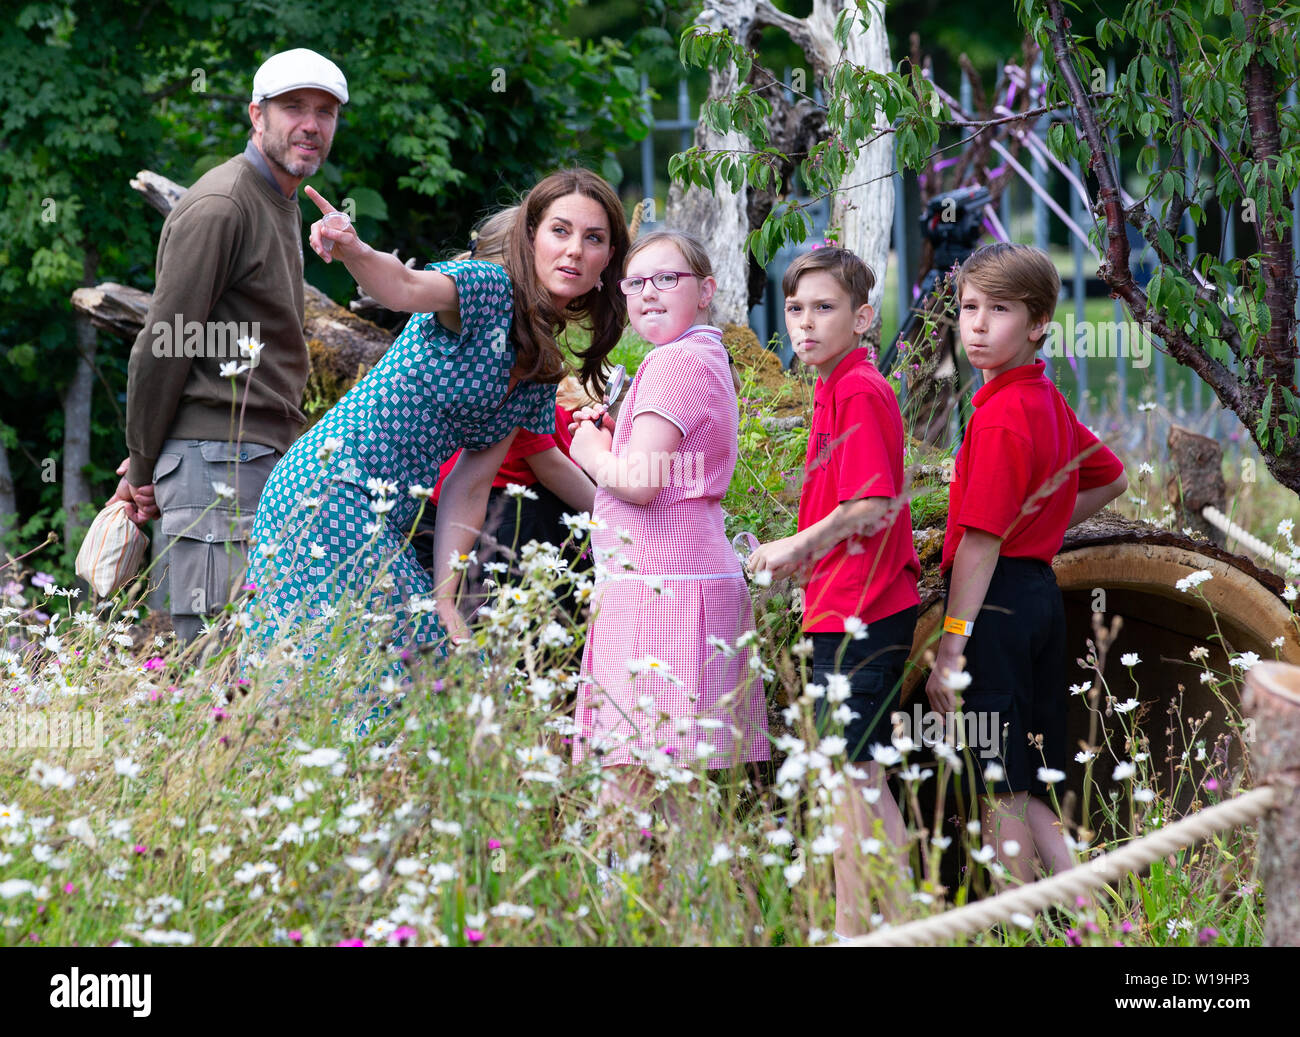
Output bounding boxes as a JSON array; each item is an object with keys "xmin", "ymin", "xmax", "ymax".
[{"xmin": 242, "ymin": 169, "xmax": 628, "ymax": 666}]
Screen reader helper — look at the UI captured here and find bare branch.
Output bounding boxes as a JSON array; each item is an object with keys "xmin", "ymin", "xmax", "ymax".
[
  {"xmin": 1162, "ymin": 16, "xmax": 1191, "ymax": 238},
  {"xmin": 1042, "ymin": 0, "xmax": 1244, "ymax": 413}
]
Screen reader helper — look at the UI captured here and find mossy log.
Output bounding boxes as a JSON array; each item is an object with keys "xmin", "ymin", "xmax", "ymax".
[{"xmin": 69, "ymin": 170, "xmax": 395, "ymax": 414}]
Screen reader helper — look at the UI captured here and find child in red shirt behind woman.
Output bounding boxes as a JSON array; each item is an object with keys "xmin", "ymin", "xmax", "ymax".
[
  {"xmin": 924, "ymin": 243, "xmax": 1127, "ymax": 884},
  {"xmin": 749, "ymin": 246, "xmax": 921, "ymax": 940},
  {"xmin": 411, "ymin": 384, "xmax": 596, "ymax": 594}
]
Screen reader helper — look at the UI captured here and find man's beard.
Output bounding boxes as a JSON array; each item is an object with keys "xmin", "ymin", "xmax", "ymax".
[{"xmin": 261, "ymin": 122, "xmax": 329, "ymax": 179}]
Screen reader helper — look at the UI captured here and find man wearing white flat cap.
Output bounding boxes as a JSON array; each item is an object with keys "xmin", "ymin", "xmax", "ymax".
[{"xmin": 112, "ymin": 48, "xmax": 348, "ymax": 643}]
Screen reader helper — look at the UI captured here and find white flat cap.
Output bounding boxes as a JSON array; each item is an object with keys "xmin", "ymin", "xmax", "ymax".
[{"xmin": 252, "ymin": 48, "xmax": 348, "ymax": 105}]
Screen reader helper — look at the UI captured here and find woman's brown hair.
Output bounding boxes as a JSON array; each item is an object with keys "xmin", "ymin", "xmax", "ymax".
[{"xmin": 504, "ymin": 168, "xmax": 630, "ymax": 397}]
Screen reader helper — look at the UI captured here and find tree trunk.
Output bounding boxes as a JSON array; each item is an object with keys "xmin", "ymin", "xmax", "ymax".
[
  {"xmin": 1042, "ymin": 0, "xmax": 1300, "ymax": 498},
  {"xmin": 0, "ymin": 436, "xmax": 15, "ymax": 543},
  {"xmin": 666, "ymin": 0, "xmax": 894, "ymax": 324},
  {"xmin": 62, "ymin": 247, "xmax": 100, "ymax": 554},
  {"xmin": 807, "ymin": 0, "xmax": 892, "ymax": 314},
  {"xmin": 1166, "ymin": 425, "xmax": 1227, "ymax": 544},
  {"xmin": 665, "ymin": 3, "xmax": 754, "ymax": 326}
]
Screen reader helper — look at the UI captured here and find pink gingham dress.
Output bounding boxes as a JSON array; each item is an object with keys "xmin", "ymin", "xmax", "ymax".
[{"xmin": 573, "ymin": 326, "xmax": 771, "ymax": 768}]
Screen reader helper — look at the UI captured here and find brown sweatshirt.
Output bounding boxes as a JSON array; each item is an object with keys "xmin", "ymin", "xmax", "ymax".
[{"xmin": 125, "ymin": 153, "xmax": 307, "ymax": 486}]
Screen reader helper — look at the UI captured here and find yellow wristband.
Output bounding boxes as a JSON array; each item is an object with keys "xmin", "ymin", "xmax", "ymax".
[{"xmin": 943, "ymin": 615, "xmax": 973, "ymax": 637}]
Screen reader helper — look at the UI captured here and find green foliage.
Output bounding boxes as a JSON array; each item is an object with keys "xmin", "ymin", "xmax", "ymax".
[
  {"xmin": 670, "ymin": 1, "xmax": 1300, "ymax": 487},
  {"xmin": 0, "ymin": 0, "xmax": 648, "ymax": 558},
  {"xmin": 1026, "ymin": 0, "xmax": 1300, "ymax": 466}
]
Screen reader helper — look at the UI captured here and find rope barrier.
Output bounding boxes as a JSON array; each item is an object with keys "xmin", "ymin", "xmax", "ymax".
[
  {"xmin": 1202, "ymin": 505, "xmax": 1294, "ymax": 574},
  {"xmin": 842, "ymin": 785, "xmax": 1278, "ymax": 947}
]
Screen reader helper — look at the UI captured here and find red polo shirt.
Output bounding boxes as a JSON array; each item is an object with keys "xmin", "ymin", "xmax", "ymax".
[
  {"xmin": 431, "ymin": 404, "xmax": 575, "ymax": 504},
  {"xmin": 799, "ymin": 348, "xmax": 921, "ymax": 632},
  {"xmin": 941, "ymin": 361, "xmax": 1124, "ymax": 571}
]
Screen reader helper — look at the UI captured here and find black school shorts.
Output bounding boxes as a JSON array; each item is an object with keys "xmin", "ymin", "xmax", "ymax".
[
  {"xmin": 946, "ymin": 556, "xmax": 1067, "ymax": 798},
  {"xmin": 811, "ymin": 605, "xmax": 918, "ymax": 762}
]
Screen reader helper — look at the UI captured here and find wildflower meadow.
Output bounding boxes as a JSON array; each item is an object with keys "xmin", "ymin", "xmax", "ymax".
[{"xmin": 0, "ymin": 335, "xmax": 1288, "ymax": 950}]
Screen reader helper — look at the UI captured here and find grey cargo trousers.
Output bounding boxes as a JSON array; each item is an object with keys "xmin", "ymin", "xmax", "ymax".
[{"xmin": 151, "ymin": 438, "xmax": 280, "ymax": 643}]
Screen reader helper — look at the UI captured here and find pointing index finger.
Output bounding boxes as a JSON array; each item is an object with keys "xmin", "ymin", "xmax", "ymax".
[{"xmin": 304, "ymin": 185, "xmax": 337, "ymax": 215}]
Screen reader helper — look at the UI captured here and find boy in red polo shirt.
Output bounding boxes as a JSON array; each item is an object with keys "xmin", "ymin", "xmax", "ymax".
[
  {"xmin": 749, "ymin": 247, "xmax": 921, "ymax": 938},
  {"xmin": 925, "ymin": 242, "xmax": 1127, "ymax": 883}
]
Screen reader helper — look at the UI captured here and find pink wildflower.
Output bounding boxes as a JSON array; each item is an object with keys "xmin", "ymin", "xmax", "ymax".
[
  {"xmin": 288, "ymin": 930, "xmax": 303, "ymax": 943},
  {"xmin": 487, "ymin": 839, "xmax": 502, "ymax": 851},
  {"xmin": 465, "ymin": 928, "xmax": 484, "ymax": 944},
  {"xmin": 133, "ymin": 844, "xmax": 147, "ymax": 855},
  {"xmin": 143, "ymin": 657, "xmax": 164, "ymax": 671},
  {"xmin": 391, "ymin": 926, "xmax": 417, "ymax": 945},
  {"xmin": 63, "ymin": 883, "xmax": 76, "ymax": 895},
  {"xmin": 335, "ymin": 938, "xmax": 365, "ymax": 947}
]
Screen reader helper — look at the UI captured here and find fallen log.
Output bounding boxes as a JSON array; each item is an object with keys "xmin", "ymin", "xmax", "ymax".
[
  {"xmin": 128, "ymin": 170, "xmax": 187, "ymax": 216},
  {"xmin": 69, "ymin": 282, "xmax": 151, "ymax": 340},
  {"xmin": 70, "ymin": 169, "xmax": 395, "ymax": 412}
]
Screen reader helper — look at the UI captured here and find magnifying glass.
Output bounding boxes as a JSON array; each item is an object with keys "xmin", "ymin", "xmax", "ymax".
[
  {"xmin": 588, "ymin": 364, "xmax": 628, "ymax": 424},
  {"xmin": 731, "ymin": 531, "xmax": 759, "ymax": 561}
]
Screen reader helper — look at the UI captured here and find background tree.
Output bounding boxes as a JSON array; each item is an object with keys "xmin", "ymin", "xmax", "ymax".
[
  {"xmin": 674, "ymin": 0, "xmax": 1300, "ymax": 494},
  {"xmin": 0, "ymin": 0, "xmax": 646, "ymax": 573},
  {"xmin": 666, "ymin": 0, "xmax": 895, "ymax": 326},
  {"xmin": 1031, "ymin": 0, "xmax": 1298, "ymax": 491}
]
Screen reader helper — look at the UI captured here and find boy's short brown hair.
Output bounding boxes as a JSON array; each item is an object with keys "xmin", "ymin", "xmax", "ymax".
[
  {"xmin": 782, "ymin": 246, "xmax": 876, "ymax": 310},
  {"xmin": 955, "ymin": 243, "xmax": 1061, "ymax": 326}
]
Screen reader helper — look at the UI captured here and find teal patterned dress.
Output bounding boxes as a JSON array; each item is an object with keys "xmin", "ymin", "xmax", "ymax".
[{"xmin": 243, "ymin": 260, "xmax": 556, "ymax": 661}]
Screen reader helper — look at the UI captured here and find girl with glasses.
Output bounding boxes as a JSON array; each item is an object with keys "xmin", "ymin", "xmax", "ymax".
[{"xmin": 567, "ymin": 231, "xmax": 771, "ymax": 858}]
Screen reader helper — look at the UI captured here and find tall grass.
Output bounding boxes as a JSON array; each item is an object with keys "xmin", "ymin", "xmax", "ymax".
[{"xmin": 0, "ymin": 332, "xmax": 1288, "ymax": 947}]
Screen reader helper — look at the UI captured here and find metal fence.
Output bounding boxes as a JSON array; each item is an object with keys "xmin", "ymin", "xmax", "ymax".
[{"xmin": 629, "ymin": 71, "xmax": 1299, "ymax": 446}]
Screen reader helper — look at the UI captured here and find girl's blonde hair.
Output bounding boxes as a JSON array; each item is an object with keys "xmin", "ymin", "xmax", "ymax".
[
  {"xmin": 624, "ymin": 230, "xmax": 716, "ymax": 323},
  {"xmin": 454, "ymin": 206, "xmax": 517, "ymax": 265}
]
